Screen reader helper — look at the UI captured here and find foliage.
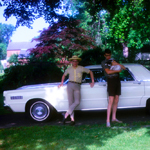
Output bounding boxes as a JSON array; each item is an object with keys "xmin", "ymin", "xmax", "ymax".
[
  {"xmin": 80, "ymin": 47, "xmax": 105, "ymax": 66},
  {"xmin": 1, "ymin": 0, "xmax": 67, "ymax": 28},
  {"xmin": 0, "ymin": 62, "xmax": 3, "ymax": 70},
  {"xmin": 108, "ymin": 0, "xmax": 150, "ymax": 49},
  {"xmin": 0, "ymin": 23, "xmax": 15, "ymax": 44},
  {"xmin": 7, "ymin": 54, "xmax": 18, "ymax": 65},
  {"xmin": 67, "ymin": 0, "xmax": 150, "ymax": 60},
  {"xmin": 29, "ymin": 19, "xmax": 95, "ymax": 60},
  {"xmin": 0, "ymin": 23, "xmax": 15, "ymax": 59},
  {"xmin": 0, "ymin": 43, "xmax": 7, "ymax": 60},
  {"xmin": 1, "ymin": 0, "xmax": 150, "ymax": 60},
  {"xmin": 0, "ymin": 93, "xmax": 10, "ymax": 115},
  {"xmin": 0, "ymin": 62, "xmax": 63, "ymax": 92},
  {"xmin": 66, "ymin": 1, "xmax": 109, "ymax": 48},
  {"xmin": 1, "ymin": 123, "xmax": 150, "ymax": 149},
  {"xmin": 84, "ymin": 0, "xmax": 150, "ymax": 50}
]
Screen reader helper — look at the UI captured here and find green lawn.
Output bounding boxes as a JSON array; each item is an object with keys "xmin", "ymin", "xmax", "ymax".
[
  {"xmin": 0, "ymin": 123, "xmax": 150, "ymax": 150},
  {"xmin": 1, "ymin": 93, "xmax": 150, "ymax": 149}
]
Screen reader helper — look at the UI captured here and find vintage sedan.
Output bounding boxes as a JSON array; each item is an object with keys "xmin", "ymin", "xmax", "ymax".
[{"xmin": 3, "ymin": 64, "xmax": 150, "ymax": 122}]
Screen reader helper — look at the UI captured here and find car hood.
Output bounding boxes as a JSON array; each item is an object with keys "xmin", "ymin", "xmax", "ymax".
[{"xmin": 17, "ymin": 82, "xmax": 61, "ymax": 90}]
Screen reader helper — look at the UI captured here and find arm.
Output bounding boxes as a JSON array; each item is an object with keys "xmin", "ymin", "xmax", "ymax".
[
  {"xmin": 112, "ymin": 60, "xmax": 126, "ymax": 70},
  {"xmin": 58, "ymin": 74, "xmax": 66, "ymax": 88},
  {"xmin": 105, "ymin": 68, "xmax": 122, "ymax": 75},
  {"xmin": 119, "ymin": 64, "xmax": 126, "ymax": 70},
  {"xmin": 89, "ymin": 70, "xmax": 94, "ymax": 88}
]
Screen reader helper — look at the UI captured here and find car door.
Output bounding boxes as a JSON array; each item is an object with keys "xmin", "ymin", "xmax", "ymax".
[
  {"xmin": 118, "ymin": 68, "xmax": 145, "ymax": 107},
  {"xmin": 78, "ymin": 68, "xmax": 108, "ymax": 110}
]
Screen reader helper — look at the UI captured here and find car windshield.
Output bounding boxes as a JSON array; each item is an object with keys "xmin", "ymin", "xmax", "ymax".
[{"xmin": 63, "ymin": 67, "xmax": 135, "ymax": 84}]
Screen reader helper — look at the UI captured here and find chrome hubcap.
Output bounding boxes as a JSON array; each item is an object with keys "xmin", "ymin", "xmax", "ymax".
[{"xmin": 30, "ymin": 101, "xmax": 50, "ymax": 121}]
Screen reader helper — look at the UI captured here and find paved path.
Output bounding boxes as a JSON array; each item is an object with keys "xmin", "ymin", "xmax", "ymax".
[{"xmin": 0, "ymin": 108, "xmax": 150, "ymax": 128}]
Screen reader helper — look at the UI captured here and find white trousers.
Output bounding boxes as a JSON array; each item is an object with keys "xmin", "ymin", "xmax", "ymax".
[{"xmin": 67, "ymin": 82, "xmax": 81, "ymax": 118}]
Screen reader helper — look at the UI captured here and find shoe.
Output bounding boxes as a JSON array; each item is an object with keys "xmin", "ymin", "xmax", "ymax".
[
  {"xmin": 106, "ymin": 122, "xmax": 111, "ymax": 127},
  {"xmin": 62, "ymin": 114, "xmax": 69, "ymax": 125},
  {"xmin": 70, "ymin": 121, "xmax": 75, "ymax": 126},
  {"xmin": 62, "ymin": 113, "xmax": 70, "ymax": 124},
  {"xmin": 112, "ymin": 119, "xmax": 122, "ymax": 123},
  {"xmin": 62, "ymin": 115, "xmax": 66, "ymax": 125}
]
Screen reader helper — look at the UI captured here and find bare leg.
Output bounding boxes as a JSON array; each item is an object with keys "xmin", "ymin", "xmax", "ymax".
[
  {"xmin": 112, "ymin": 95, "xmax": 119, "ymax": 121},
  {"xmin": 70, "ymin": 115, "xmax": 74, "ymax": 121},
  {"xmin": 65, "ymin": 112, "xmax": 69, "ymax": 119},
  {"xmin": 107, "ymin": 96, "xmax": 114, "ymax": 123}
]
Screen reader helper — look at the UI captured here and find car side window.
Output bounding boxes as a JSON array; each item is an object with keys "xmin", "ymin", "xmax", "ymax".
[
  {"xmin": 82, "ymin": 68, "xmax": 106, "ymax": 83},
  {"xmin": 119, "ymin": 68, "xmax": 134, "ymax": 81}
]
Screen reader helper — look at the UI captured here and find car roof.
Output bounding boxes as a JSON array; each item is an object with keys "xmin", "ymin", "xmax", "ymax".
[{"xmin": 85, "ymin": 63, "xmax": 143, "ymax": 69}]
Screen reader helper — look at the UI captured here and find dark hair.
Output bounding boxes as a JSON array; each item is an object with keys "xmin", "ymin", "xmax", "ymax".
[{"xmin": 104, "ymin": 49, "xmax": 111, "ymax": 54}]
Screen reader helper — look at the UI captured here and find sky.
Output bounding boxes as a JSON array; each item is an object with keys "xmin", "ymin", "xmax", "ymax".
[{"xmin": 0, "ymin": 6, "xmax": 49, "ymax": 42}]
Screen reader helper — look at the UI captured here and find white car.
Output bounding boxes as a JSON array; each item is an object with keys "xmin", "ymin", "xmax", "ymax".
[{"xmin": 3, "ymin": 64, "xmax": 150, "ymax": 122}]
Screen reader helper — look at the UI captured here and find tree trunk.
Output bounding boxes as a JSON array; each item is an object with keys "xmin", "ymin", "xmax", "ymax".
[{"xmin": 122, "ymin": 43, "xmax": 128, "ymax": 58}]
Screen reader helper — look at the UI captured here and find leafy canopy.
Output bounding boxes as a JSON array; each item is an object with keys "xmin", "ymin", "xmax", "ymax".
[
  {"xmin": 1, "ymin": 0, "xmax": 67, "ymax": 28},
  {"xmin": 29, "ymin": 19, "xmax": 95, "ymax": 60},
  {"xmin": 0, "ymin": 23, "xmax": 15, "ymax": 59}
]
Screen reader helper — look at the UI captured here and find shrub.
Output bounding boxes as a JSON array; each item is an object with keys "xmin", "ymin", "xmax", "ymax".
[{"xmin": 0, "ymin": 62, "xmax": 63, "ymax": 92}]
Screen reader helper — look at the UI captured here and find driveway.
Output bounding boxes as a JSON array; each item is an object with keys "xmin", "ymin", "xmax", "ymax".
[{"xmin": 0, "ymin": 108, "xmax": 150, "ymax": 128}]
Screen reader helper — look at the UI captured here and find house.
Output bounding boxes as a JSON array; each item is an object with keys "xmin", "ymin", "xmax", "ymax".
[
  {"xmin": 5, "ymin": 41, "xmax": 70, "ymax": 69},
  {"xmin": 6, "ymin": 41, "xmax": 38, "ymax": 66},
  {"xmin": 7, "ymin": 41, "xmax": 38, "ymax": 59}
]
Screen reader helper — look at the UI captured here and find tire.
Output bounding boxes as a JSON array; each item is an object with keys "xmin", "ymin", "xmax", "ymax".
[
  {"xmin": 27, "ymin": 100, "xmax": 54, "ymax": 122},
  {"xmin": 146, "ymin": 99, "xmax": 150, "ymax": 115}
]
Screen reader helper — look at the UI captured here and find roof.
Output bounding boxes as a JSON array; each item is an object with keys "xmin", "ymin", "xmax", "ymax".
[
  {"xmin": 7, "ymin": 41, "xmax": 38, "ymax": 50},
  {"xmin": 18, "ymin": 49, "xmax": 30, "ymax": 58}
]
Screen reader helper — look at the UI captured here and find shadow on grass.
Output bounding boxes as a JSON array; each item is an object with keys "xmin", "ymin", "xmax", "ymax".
[
  {"xmin": 1, "ymin": 92, "xmax": 150, "ymax": 149},
  {"xmin": 0, "ymin": 123, "xmax": 150, "ymax": 150}
]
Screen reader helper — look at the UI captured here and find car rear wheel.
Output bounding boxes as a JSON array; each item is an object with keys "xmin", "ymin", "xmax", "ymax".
[{"xmin": 27, "ymin": 100, "xmax": 54, "ymax": 122}]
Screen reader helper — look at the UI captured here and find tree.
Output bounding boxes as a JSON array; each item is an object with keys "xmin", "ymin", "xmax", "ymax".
[
  {"xmin": 66, "ymin": 0, "xmax": 150, "ymax": 60},
  {"xmin": 0, "ymin": 23, "xmax": 15, "ymax": 44},
  {"xmin": 76, "ymin": 7, "xmax": 110, "ymax": 49},
  {"xmin": 0, "ymin": 43, "xmax": 7, "ymax": 60},
  {"xmin": 0, "ymin": 23, "xmax": 15, "ymax": 59},
  {"xmin": 1, "ymin": 0, "xmax": 67, "ymax": 28},
  {"xmin": 107, "ymin": 0, "xmax": 150, "ymax": 58},
  {"xmin": 8, "ymin": 54, "xmax": 18, "ymax": 65},
  {"xmin": 84, "ymin": 0, "xmax": 150, "ymax": 58},
  {"xmin": 29, "ymin": 19, "xmax": 95, "ymax": 61},
  {"xmin": 2, "ymin": 0, "xmax": 150, "ymax": 61}
]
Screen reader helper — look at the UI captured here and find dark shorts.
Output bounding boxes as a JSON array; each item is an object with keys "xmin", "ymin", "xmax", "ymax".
[{"xmin": 107, "ymin": 77, "xmax": 121, "ymax": 96}]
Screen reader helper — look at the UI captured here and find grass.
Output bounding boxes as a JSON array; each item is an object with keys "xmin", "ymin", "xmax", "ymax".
[
  {"xmin": 1, "ymin": 93, "xmax": 150, "ymax": 150},
  {"xmin": 0, "ymin": 123, "xmax": 150, "ymax": 150}
]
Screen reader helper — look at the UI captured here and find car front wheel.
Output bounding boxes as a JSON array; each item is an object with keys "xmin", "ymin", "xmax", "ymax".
[{"xmin": 27, "ymin": 100, "xmax": 54, "ymax": 122}]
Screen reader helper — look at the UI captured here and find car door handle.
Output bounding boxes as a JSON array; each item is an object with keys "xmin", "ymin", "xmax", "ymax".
[{"xmin": 133, "ymin": 81, "xmax": 141, "ymax": 84}]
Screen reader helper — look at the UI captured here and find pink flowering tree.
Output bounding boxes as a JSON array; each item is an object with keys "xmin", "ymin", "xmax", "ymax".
[{"xmin": 29, "ymin": 19, "xmax": 96, "ymax": 63}]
